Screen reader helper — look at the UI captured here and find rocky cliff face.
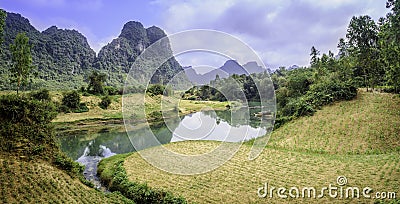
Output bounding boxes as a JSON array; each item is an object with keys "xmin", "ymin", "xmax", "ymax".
[
  {"xmin": 95, "ymin": 21, "xmax": 183, "ymax": 85},
  {"xmin": 0, "ymin": 12, "xmax": 184, "ymax": 89}
]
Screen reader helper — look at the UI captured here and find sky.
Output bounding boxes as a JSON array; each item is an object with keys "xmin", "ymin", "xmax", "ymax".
[{"xmin": 0, "ymin": 0, "xmax": 389, "ymax": 69}]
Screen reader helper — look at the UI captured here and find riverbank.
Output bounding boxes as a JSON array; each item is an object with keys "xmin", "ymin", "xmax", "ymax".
[
  {"xmin": 53, "ymin": 92, "xmax": 234, "ymax": 131},
  {"xmin": 101, "ymin": 91, "xmax": 400, "ymax": 203}
]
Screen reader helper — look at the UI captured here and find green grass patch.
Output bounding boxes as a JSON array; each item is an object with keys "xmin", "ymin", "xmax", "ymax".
[{"xmin": 98, "ymin": 153, "xmax": 187, "ymax": 203}]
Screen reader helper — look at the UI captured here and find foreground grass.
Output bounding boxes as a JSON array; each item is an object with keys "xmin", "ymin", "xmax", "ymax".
[
  {"xmin": 0, "ymin": 155, "xmax": 133, "ymax": 203},
  {"xmin": 113, "ymin": 91, "xmax": 400, "ymax": 203},
  {"xmin": 123, "ymin": 142, "xmax": 399, "ymax": 203}
]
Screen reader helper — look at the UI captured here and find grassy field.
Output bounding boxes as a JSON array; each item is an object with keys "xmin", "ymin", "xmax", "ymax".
[
  {"xmin": 0, "ymin": 155, "xmax": 133, "ymax": 203},
  {"xmin": 119, "ymin": 90, "xmax": 400, "ymax": 203},
  {"xmin": 268, "ymin": 90, "xmax": 400, "ymax": 154}
]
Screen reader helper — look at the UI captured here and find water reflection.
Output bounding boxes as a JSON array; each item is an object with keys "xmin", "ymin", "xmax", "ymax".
[
  {"xmin": 58, "ymin": 107, "xmax": 272, "ymax": 160},
  {"xmin": 171, "ymin": 111, "xmax": 267, "ymax": 142}
]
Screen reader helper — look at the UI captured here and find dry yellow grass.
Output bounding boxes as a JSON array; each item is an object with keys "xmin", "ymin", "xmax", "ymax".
[
  {"xmin": 124, "ymin": 141, "xmax": 399, "ymax": 203},
  {"xmin": 0, "ymin": 156, "xmax": 132, "ymax": 203},
  {"xmin": 269, "ymin": 90, "xmax": 400, "ymax": 154},
  {"xmin": 53, "ymin": 94, "xmax": 123, "ymax": 123}
]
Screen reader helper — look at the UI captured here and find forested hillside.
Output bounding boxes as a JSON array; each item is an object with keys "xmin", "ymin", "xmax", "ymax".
[{"xmin": 0, "ymin": 11, "xmax": 184, "ymax": 90}]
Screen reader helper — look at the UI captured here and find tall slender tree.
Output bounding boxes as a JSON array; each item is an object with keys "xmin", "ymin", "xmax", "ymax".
[
  {"xmin": 310, "ymin": 46, "xmax": 320, "ymax": 67},
  {"xmin": 0, "ymin": 9, "xmax": 6, "ymax": 50},
  {"xmin": 10, "ymin": 33, "xmax": 34, "ymax": 95}
]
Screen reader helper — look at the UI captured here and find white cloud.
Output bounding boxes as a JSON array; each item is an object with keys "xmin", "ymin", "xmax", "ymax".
[{"xmin": 155, "ymin": 0, "xmax": 389, "ymax": 68}]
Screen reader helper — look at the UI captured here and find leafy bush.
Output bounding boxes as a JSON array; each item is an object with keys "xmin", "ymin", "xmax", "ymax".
[
  {"xmin": 99, "ymin": 95, "xmax": 112, "ymax": 109},
  {"xmin": 146, "ymin": 84, "xmax": 166, "ymax": 96},
  {"xmin": 62, "ymin": 90, "xmax": 80, "ymax": 110},
  {"xmin": 281, "ymin": 97, "xmax": 315, "ymax": 118},
  {"xmin": 274, "ymin": 77, "xmax": 357, "ymax": 128},
  {"xmin": 307, "ymin": 80, "xmax": 357, "ymax": 108},
  {"xmin": 29, "ymin": 89, "xmax": 51, "ymax": 101},
  {"xmin": 74, "ymin": 103, "xmax": 89, "ymax": 113},
  {"xmin": 87, "ymin": 71, "xmax": 106, "ymax": 95},
  {"xmin": 104, "ymin": 86, "xmax": 119, "ymax": 95},
  {"xmin": 0, "ymin": 94, "xmax": 58, "ymax": 157},
  {"xmin": 60, "ymin": 90, "xmax": 89, "ymax": 113},
  {"xmin": 53, "ymin": 152, "xmax": 84, "ymax": 177}
]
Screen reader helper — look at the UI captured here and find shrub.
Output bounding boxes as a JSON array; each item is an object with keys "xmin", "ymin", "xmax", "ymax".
[
  {"xmin": 0, "ymin": 94, "xmax": 58, "ymax": 156},
  {"xmin": 87, "ymin": 71, "xmax": 106, "ymax": 95},
  {"xmin": 53, "ymin": 152, "xmax": 84, "ymax": 177},
  {"xmin": 74, "ymin": 103, "xmax": 89, "ymax": 113},
  {"xmin": 79, "ymin": 86, "xmax": 86, "ymax": 93},
  {"xmin": 281, "ymin": 97, "xmax": 315, "ymax": 118},
  {"xmin": 146, "ymin": 84, "xmax": 165, "ymax": 96},
  {"xmin": 99, "ymin": 95, "xmax": 112, "ymax": 109},
  {"xmin": 307, "ymin": 80, "xmax": 357, "ymax": 108},
  {"xmin": 29, "ymin": 89, "xmax": 51, "ymax": 101},
  {"xmin": 62, "ymin": 90, "xmax": 80, "ymax": 110},
  {"xmin": 104, "ymin": 86, "xmax": 119, "ymax": 95}
]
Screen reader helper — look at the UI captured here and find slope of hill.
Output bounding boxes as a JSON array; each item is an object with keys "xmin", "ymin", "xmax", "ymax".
[
  {"xmin": 0, "ymin": 154, "xmax": 132, "ymax": 203},
  {"xmin": 108, "ymin": 90, "xmax": 399, "ymax": 203},
  {"xmin": 268, "ymin": 90, "xmax": 400, "ymax": 154},
  {"xmin": 0, "ymin": 155, "xmax": 133, "ymax": 203},
  {"xmin": 0, "ymin": 11, "xmax": 184, "ymax": 90}
]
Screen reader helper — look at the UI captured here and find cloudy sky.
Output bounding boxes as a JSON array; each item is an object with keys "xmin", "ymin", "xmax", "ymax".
[{"xmin": 0, "ymin": 0, "xmax": 389, "ymax": 69}]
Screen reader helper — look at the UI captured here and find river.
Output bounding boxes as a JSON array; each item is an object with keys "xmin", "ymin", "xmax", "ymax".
[{"xmin": 57, "ymin": 106, "xmax": 272, "ymax": 189}]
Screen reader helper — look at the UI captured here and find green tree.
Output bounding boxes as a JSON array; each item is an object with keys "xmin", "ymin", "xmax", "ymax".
[
  {"xmin": 10, "ymin": 32, "xmax": 34, "ymax": 95},
  {"xmin": 87, "ymin": 71, "xmax": 107, "ymax": 95},
  {"xmin": 62, "ymin": 90, "xmax": 81, "ymax": 110},
  {"xmin": 346, "ymin": 15, "xmax": 381, "ymax": 91},
  {"xmin": 337, "ymin": 38, "xmax": 348, "ymax": 58},
  {"xmin": 310, "ymin": 46, "xmax": 320, "ymax": 67},
  {"xmin": 379, "ymin": 0, "xmax": 400, "ymax": 93},
  {"xmin": 0, "ymin": 9, "xmax": 6, "ymax": 49}
]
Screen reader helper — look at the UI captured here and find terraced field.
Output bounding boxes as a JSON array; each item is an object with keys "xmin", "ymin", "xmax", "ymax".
[
  {"xmin": 0, "ymin": 155, "xmax": 133, "ymax": 203},
  {"xmin": 122, "ymin": 91, "xmax": 400, "ymax": 203}
]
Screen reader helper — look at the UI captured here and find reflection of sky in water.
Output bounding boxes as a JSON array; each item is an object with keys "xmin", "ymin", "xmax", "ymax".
[{"xmin": 171, "ymin": 112, "xmax": 266, "ymax": 142}]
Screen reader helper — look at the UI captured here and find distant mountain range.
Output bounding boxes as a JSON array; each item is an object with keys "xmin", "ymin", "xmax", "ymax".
[
  {"xmin": 0, "ymin": 11, "xmax": 184, "ymax": 90},
  {"xmin": 183, "ymin": 60, "xmax": 266, "ymax": 85}
]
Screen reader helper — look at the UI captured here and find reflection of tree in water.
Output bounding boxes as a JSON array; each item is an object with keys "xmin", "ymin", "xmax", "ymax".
[
  {"xmin": 58, "ymin": 130, "xmax": 135, "ymax": 160},
  {"xmin": 58, "ymin": 119, "xmax": 181, "ymax": 160},
  {"xmin": 203, "ymin": 107, "xmax": 273, "ymax": 129}
]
